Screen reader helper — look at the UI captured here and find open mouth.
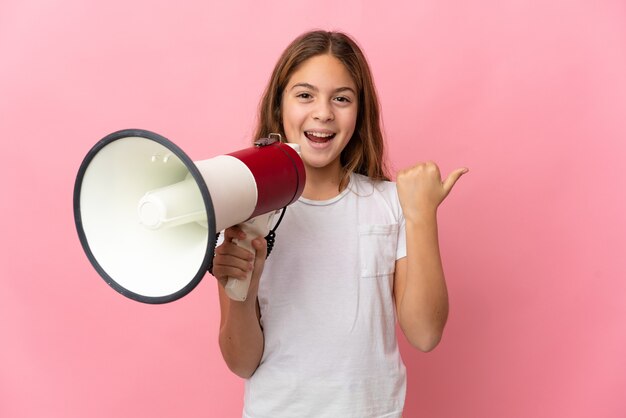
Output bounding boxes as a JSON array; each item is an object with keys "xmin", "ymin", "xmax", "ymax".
[{"xmin": 305, "ymin": 131, "xmax": 336, "ymax": 143}]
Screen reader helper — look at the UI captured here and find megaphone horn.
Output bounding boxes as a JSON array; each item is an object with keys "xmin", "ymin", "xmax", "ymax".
[{"xmin": 74, "ymin": 129, "xmax": 305, "ymax": 304}]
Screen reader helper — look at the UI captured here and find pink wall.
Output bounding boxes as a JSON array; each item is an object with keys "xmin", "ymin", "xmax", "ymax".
[{"xmin": 1, "ymin": 1, "xmax": 625, "ymax": 417}]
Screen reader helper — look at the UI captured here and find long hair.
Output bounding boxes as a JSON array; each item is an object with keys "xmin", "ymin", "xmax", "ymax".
[{"xmin": 253, "ymin": 30, "xmax": 390, "ymax": 187}]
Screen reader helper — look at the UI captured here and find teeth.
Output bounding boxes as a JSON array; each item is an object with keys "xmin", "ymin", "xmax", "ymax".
[{"xmin": 306, "ymin": 131, "xmax": 334, "ymax": 138}]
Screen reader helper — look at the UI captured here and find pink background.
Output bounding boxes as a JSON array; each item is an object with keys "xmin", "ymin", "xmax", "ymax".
[{"xmin": 1, "ymin": 1, "xmax": 625, "ymax": 417}]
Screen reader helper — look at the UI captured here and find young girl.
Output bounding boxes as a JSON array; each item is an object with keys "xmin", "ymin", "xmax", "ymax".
[{"xmin": 211, "ymin": 30, "xmax": 467, "ymax": 418}]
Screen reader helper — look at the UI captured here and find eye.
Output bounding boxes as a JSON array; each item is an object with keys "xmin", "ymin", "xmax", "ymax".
[
  {"xmin": 296, "ymin": 92, "xmax": 313, "ymax": 100},
  {"xmin": 334, "ymin": 96, "xmax": 352, "ymax": 104}
]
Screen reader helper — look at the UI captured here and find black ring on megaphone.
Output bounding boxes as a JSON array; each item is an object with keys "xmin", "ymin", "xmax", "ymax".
[{"xmin": 73, "ymin": 129, "xmax": 217, "ymax": 304}]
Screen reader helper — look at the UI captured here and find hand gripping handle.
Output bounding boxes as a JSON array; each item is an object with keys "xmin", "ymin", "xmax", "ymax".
[{"xmin": 224, "ymin": 211, "xmax": 275, "ymax": 301}]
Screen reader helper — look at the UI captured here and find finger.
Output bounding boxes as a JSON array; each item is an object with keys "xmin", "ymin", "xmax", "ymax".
[
  {"xmin": 442, "ymin": 167, "xmax": 469, "ymax": 194},
  {"xmin": 251, "ymin": 237, "xmax": 267, "ymax": 261},
  {"xmin": 212, "ymin": 264, "xmax": 250, "ymax": 281},
  {"xmin": 216, "ymin": 241, "xmax": 255, "ymax": 261},
  {"xmin": 223, "ymin": 226, "xmax": 245, "ymax": 242},
  {"xmin": 214, "ymin": 253, "xmax": 254, "ymax": 272},
  {"xmin": 249, "ymin": 237, "xmax": 268, "ymax": 282}
]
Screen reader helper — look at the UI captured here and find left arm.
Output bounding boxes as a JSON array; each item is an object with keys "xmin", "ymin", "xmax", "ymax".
[{"xmin": 394, "ymin": 162, "xmax": 467, "ymax": 352}]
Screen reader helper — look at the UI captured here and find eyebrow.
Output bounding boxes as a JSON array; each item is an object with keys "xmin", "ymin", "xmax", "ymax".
[{"xmin": 290, "ymin": 82, "xmax": 356, "ymax": 95}]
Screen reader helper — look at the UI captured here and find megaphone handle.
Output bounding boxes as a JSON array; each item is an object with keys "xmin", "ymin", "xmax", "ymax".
[{"xmin": 224, "ymin": 211, "xmax": 275, "ymax": 302}]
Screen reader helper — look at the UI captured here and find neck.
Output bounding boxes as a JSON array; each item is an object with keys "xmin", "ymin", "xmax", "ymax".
[{"xmin": 301, "ymin": 163, "xmax": 347, "ymax": 201}]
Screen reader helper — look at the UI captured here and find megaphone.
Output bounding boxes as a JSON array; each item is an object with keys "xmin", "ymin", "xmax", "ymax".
[{"xmin": 73, "ymin": 129, "xmax": 305, "ymax": 304}]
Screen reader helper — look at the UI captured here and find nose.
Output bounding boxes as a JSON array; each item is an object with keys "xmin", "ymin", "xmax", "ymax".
[{"xmin": 313, "ymin": 101, "xmax": 334, "ymax": 122}]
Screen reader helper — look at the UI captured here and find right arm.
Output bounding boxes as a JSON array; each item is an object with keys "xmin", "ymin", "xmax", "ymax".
[{"xmin": 212, "ymin": 226, "xmax": 266, "ymax": 378}]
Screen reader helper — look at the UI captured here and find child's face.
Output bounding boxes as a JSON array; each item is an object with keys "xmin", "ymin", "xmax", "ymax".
[{"xmin": 281, "ymin": 54, "xmax": 358, "ymax": 175}]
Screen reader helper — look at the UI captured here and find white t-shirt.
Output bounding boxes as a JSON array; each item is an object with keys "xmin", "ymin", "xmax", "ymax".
[{"xmin": 243, "ymin": 173, "xmax": 407, "ymax": 418}]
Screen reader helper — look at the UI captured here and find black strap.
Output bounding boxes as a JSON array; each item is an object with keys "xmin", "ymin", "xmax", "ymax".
[{"xmin": 264, "ymin": 206, "xmax": 286, "ymax": 258}]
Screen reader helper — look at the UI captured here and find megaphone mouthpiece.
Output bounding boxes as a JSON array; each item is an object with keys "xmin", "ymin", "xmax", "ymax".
[{"xmin": 138, "ymin": 177, "xmax": 207, "ymax": 230}]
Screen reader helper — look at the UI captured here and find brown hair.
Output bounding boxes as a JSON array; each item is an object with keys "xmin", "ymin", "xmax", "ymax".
[{"xmin": 253, "ymin": 30, "xmax": 390, "ymax": 187}]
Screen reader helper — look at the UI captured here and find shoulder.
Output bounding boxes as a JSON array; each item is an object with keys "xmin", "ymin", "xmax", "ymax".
[
  {"xmin": 350, "ymin": 173, "xmax": 403, "ymax": 223},
  {"xmin": 351, "ymin": 173, "xmax": 399, "ymax": 200}
]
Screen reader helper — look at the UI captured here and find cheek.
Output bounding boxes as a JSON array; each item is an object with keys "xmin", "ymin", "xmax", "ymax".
[
  {"xmin": 282, "ymin": 107, "xmax": 305, "ymax": 133},
  {"xmin": 281, "ymin": 114, "xmax": 296, "ymax": 136},
  {"xmin": 281, "ymin": 116, "xmax": 297, "ymax": 143},
  {"xmin": 343, "ymin": 112, "xmax": 358, "ymax": 137}
]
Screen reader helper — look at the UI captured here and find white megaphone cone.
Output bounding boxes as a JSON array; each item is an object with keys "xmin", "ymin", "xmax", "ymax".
[{"xmin": 74, "ymin": 129, "xmax": 305, "ymax": 304}]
